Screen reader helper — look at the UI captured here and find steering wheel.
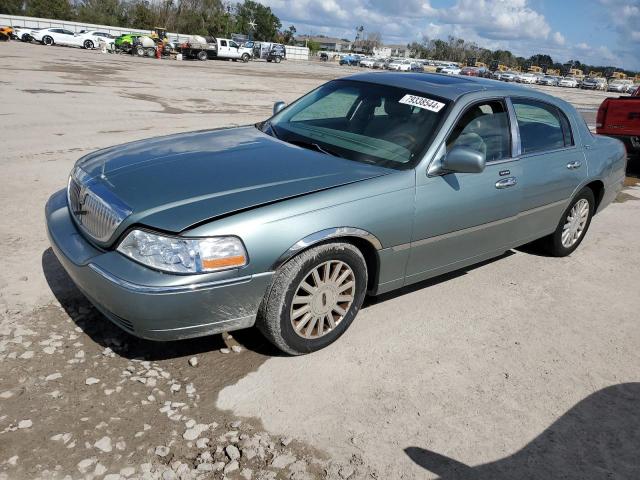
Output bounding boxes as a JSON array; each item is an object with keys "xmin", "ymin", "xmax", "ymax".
[{"xmin": 387, "ymin": 132, "xmax": 417, "ymax": 147}]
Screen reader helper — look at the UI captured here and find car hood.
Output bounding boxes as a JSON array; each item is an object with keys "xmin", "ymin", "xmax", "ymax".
[{"xmin": 76, "ymin": 126, "xmax": 391, "ymax": 237}]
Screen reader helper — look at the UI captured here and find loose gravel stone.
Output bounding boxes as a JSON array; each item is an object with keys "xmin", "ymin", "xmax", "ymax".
[
  {"xmin": 271, "ymin": 453, "xmax": 296, "ymax": 469},
  {"xmin": 220, "ymin": 348, "xmax": 230, "ymax": 354},
  {"xmin": 226, "ymin": 445, "xmax": 241, "ymax": 461},
  {"xmin": 94, "ymin": 436, "xmax": 112, "ymax": 453},
  {"xmin": 196, "ymin": 437, "xmax": 209, "ymax": 449},
  {"xmin": 85, "ymin": 377, "xmax": 100, "ymax": 386},
  {"xmin": 155, "ymin": 446, "xmax": 170, "ymax": 458},
  {"xmin": 17, "ymin": 419, "xmax": 32, "ymax": 429},
  {"xmin": 183, "ymin": 424, "xmax": 208, "ymax": 441},
  {"xmin": 224, "ymin": 460, "xmax": 239, "ymax": 474},
  {"xmin": 231, "ymin": 345, "xmax": 242, "ymax": 353},
  {"xmin": 188, "ymin": 357, "xmax": 198, "ymax": 367},
  {"xmin": 45, "ymin": 373, "xmax": 62, "ymax": 381}
]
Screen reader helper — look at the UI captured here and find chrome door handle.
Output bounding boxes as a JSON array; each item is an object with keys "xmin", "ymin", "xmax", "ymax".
[
  {"xmin": 495, "ymin": 177, "xmax": 517, "ymax": 189},
  {"xmin": 567, "ymin": 161, "xmax": 582, "ymax": 170}
]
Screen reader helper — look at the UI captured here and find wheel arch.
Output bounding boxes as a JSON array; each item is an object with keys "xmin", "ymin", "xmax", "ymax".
[
  {"xmin": 584, "ymin": 180, "xmax": 605, "ymax": 213},
  {"xmin": 272, "ymin": 227, "xmax": 382, "ymax": 292}
]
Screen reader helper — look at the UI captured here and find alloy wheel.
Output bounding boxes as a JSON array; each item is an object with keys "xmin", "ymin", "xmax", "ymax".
[
  {"xmin": 290, "ymin": 260, "xmax": 356, "ymax": 339},
  {"xmin": 561, "ymin": 199, "xmax": 590, "ymax": 248}
]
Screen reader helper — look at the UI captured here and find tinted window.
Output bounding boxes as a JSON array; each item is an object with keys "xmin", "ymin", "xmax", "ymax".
[
  {"xmin": 220, "ymin": 40, "xmax": 227, "ymax": 47},
  {"xmin": 446, "ymin": 100, "xmax": 511, "ymax": 162},
  {"xmin": 512, "ymin": 99, "xmax": 573, "ymax": 154},
  {"xmin": 62, "ymin": 29, "xmax": 75, "ymax": 35}
]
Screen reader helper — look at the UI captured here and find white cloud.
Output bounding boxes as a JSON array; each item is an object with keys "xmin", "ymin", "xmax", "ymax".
[{"xmin": 258, "ymin": 0, "xmax": 639, "ymax": 70}]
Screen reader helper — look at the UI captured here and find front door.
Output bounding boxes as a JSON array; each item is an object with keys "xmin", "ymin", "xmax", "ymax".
[
  {"xmin": 407, "ymin": 99, "xmax": 522, "ymax": 284},
  {"xmin": 509, "ymin": 98, "xmax": 588, "ymax": 243}
]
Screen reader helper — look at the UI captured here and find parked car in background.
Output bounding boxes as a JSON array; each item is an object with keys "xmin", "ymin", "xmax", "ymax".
[
  {"xmin": 624, "ymin": 83, "xmax": 639, "ymax": 94},
  {"xmin": 359, "ymin": 57, "xmax": 375, "ymax": 68},
  {"xmin": 12, "ymin": 26, "xmax": 35, "ymax": 41},
  {"xmin": 517, "ymin": 73, "xmax": 538, "ymax": 84},
  {"xmin": 597, "ymin": 86, "xmax": 640, "ymax": 155},
  {"xmin": 372, "ymin": 58, "xmax": 388, "ymax": 69},
  {"xmin": 580, "ymin": 77, "xmax": 601, "ymax": 90},
  {"xmin": 30, "ymin": 28, "xmax": 102, "ymax": 48},
  {"xmin": 339, "ymin": 54, "xmax": 360, "ymax": 66},
  {"xmin": 608, "ymin": 79, "xmax": 634, "ymax": 93},
  {"xmin": 498, "ymin": 71, "xmax": 519, "ymax": 82},
  {"xmin": 538, "ymin": 75, "xmax": 559, "ymax": 86},
  {"xmin": 387, "ymin": 59, "xmax": 413, "ymax": 71},
  {"xmin": 459, "ymin": 66, "xmax": 480, "ymax": 76},
  {"xmin": 558, "ymin": 76, "xmax": 579, "ymax": 88},
  {"xmin": 46, "ymin": 72, "xmax": 626, "ymax": 355},
  {"xmin": 80, "ymin": 30, "xmax": 116, "ymax": 49},
  {"xmin": 266, "ymin": 43, "xmax": 286, "ymax": 63},
  {"xmin": 440, "ymin": 66, "xmax": 461, "ymax": 75},
  {"xmin": 409, "ymin": 61, "xmax": 424, "ymax": 72}
]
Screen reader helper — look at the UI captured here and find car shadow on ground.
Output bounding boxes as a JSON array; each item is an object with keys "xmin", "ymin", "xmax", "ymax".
[
  {"xmin": 41, "ymin": 248, "xmax": 281, "ymax": 360},
  {"xmin": 405, "ymin": 382, "xmax": 640, "ymax": 479}
]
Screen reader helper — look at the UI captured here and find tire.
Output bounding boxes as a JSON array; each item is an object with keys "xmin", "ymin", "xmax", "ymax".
[
  {"xmin": 267, "ymin": 58, "xmax": 272, "ymax": 63},
  {"xmin": 145, "ymin": 47, "xmax": 155, "ymax": 57},
  {"xmin": 42, "ymin": 36, "xmax": 54, "ymax": 46},
  {"xmin": 241, "ymin": 53, "xmax": 250, "ymax": 63},
  {"xmin": 257, "ymin": 242, "xmax": 368, "ymax": 355},
  {"xmin": 197, "ymin": 50, "xmax": 208, "ymax": 61},
  {"xmin": 274, "ymin": 56, "xmax": 281, "ymax": 63},
  {"xmin": 542, "ymin": 187, "xmax": 595, "ymax": 257},
  {"xmin": 135, "ymin": 46, "xmax": 145, "ymax": 57},
  {"xmin": 83, "ymin": 40, "xmax": 94, "ymax": 49},
  {"xmin": 21, "ymin": 34, "xmax": 31, "ymax": 42}
]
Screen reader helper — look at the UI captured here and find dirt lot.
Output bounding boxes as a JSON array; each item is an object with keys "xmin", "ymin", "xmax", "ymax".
[{"xmin": 0, "ymin": 41, "xmax": 639, "ymax": 480}]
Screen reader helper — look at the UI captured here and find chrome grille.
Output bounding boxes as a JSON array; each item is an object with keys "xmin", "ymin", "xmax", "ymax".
[{"xmin": 67, "ymin": 168, "xmax": 131, "ymax": 243}]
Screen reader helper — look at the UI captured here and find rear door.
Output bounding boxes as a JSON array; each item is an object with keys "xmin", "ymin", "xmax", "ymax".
[
  {"xmin": 407, "ymin": 99, "xmax": 522, "ymax": 283},
  {"xmin": 509, "ymin": 97, "xmax": 587, "ymax": 242}
]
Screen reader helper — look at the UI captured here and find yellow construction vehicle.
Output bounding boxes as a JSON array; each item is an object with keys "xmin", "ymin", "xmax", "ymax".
[
  {"xmin": 611, "ymin": 71, "xmax": 627, "ymax": 79},
  {"xmin": 589, "ymin": 70, "xmax": 602, "ymax": 77},
  {"xmin": 528, "ymin": 65, "xmax": 543, "ymax": 73},
  {"xmin": 569, "ymin": 68, "xmax": 584, "ymax": 77},
  {"xmin": 0, "ymin": 26, "xmax": 13, "ymax": 41},
  {"xmin": 547, "ymin": 68, "xmax": 560, "ymax": 76}
]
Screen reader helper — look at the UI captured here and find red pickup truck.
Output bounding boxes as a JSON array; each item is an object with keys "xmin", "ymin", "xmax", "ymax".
[{"xmin": 596, "ymin": 86, "xmax": 640, "ymax": 155}]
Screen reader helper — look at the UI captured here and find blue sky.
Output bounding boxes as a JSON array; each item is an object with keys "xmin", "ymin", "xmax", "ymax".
[{"xmin": 259, "ymin": 0, "xmax": 639, "ymax": 71}]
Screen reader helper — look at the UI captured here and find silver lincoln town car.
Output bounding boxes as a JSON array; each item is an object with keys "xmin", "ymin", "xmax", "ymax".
[{"xmin": 46, "ymin": 73, "xmax": 626, "ymax": 355}]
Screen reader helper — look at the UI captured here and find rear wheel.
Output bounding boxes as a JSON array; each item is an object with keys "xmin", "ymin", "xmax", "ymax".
[
  {"xmin": 42, "ymin": 36, "xmax": 54, "ymax": 46},
  {"xmin": 257, "ymin": 242, "xmax": 368, "ymax": 355},
  {"xmin": 145, "ymin": 47, "xmax": 156, "ymax": 57},
  {"xmin": 83, "ymin": 39, "xmax": 94, "ymax": 49},
  {"xmin": 543, "ymin": 188, "xmax": 595, "ymax": 257},
  {"xmin": 274, "ymin": 56, "xmax": 281, "ymax": 63},
  {"xmin": 135, "ymin": 46, "xmax": 145, "ymax": 57},
  {"xmin": 197, "ymin": 50, "xmax": 208, "ymax": 61}
]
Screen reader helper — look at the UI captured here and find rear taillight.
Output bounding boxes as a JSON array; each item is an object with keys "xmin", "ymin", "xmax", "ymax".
[{"xmin": 596, "ymin": 99, "xmax": 609, "ymax": 130}]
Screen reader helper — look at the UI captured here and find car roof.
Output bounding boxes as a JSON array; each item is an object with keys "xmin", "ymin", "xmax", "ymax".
[{"xmin": 344, "ymin": 72, "xmax": 537, "ymax": 102}]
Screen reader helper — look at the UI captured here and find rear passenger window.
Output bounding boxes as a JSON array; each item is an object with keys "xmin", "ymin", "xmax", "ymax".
[{"xmin": 512, "ymin": 99, "xmax": 574, "ymax": 154}]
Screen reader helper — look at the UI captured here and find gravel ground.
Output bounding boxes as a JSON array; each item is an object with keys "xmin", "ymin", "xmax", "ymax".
[{"xmin": 1, "ymin": 41, "xmax": 639, "ymax": 480}]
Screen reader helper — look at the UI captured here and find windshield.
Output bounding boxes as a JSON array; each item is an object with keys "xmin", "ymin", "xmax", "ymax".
[{"xmin": 262, "ymin": 80, "xmax": 450, "ymax": 169}]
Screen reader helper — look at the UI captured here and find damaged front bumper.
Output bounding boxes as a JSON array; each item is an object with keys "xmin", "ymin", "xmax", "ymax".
[{"xmin": 45, "ymin": 189, "xmax": 273, "ymax": 341}]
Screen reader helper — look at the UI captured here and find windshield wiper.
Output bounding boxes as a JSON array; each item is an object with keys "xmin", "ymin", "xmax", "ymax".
[{"xmin": 289, "ymin": 139, "xmax": 344, "ymax": 158}]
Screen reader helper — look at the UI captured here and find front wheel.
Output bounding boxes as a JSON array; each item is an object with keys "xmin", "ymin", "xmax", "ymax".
[
  {"xmin": 274, "ymin": 56, "xmax": 281, "ymax": 63},
  {"xmin": 257, "ymin": 242, "xmax": 368, "ymax": 355},
  {"xmin": 543, "ymin": 187, "xmax": 595, "ymax": 257},
  {"xmin": 241, "ymin": 53, "xmax": 250, "ymax": 62},
  {"xmin": 42, "ymin": 36, "xmax": 54, "ymax": 46}
]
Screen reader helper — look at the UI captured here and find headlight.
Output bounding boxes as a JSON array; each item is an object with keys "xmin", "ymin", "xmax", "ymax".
[{"xmin": 116, "ymin": 230, "xmax": 248, "ymax": 274}]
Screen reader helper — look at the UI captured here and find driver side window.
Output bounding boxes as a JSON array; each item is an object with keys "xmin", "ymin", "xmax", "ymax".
[{"xmin": 446, "ymin": 100, "xmax": 511, "ymax": 162}]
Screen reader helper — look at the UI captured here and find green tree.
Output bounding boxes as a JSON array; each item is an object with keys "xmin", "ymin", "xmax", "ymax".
[
  {"xmin": 234, "ymin": 0, "xmax": 280, "ymax": 41},
  {"xmin": 76, "ymin": 0, "xmax": 127, "ymax": 26},
  {"xmin": 25, "ymin": 0, "xmax": 73, "ymax": 20},
  {"xmin": 307, "ymin": 39, "xmax": 320, "ymax": 55},
  {"xmin": 0, "ymin": 0, "xmax": 24, "ymax": 15}
]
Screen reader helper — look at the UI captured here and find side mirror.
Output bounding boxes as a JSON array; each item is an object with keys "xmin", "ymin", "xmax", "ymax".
[
  {"xmin": 273, "ymin": 101, "xmax": 286, "ymax": 115},
  {"xmin": 442, "ymin": 146, "xmax": 486, "ymax": 173}
]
